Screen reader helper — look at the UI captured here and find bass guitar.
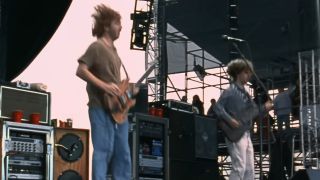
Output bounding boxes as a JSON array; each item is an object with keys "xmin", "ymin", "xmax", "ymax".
[
  {"xmin": 103, "ymin": 61, "xmax": 156, "ymax": 124},
  {"xmin": 218, "ymin": 119, "xmax": 249, "ymax": 142},
  {"xmin": 215, "ymin": 83, "xmax": 260, "ymax": 142}
]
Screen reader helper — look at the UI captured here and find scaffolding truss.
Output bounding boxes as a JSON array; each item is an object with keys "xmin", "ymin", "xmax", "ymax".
[
  {"xmin": 140, "ymin": 0, "xmax": 161, "ymax": 102},
  {"xmin": 298, "ymin": 49, "xmax": 320, "ymax": 168}
]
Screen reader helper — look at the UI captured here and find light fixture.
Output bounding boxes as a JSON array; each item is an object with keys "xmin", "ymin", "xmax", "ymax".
[
  {"xmin": 130, "ymin": 1, "xmax": 152, "ymax": 51},
  {"xmin": 193, "ymin": 64, "xmax": 207, "ymax": 81},
  {"xmin": 131, "ymin": 23, "xmax": 147, "ymax": 48}
]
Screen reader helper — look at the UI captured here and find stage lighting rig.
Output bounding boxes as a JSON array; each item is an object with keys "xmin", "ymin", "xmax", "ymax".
[{"xmin": 130, "ymin": 0, "xmax": 154, "ymax": 51}]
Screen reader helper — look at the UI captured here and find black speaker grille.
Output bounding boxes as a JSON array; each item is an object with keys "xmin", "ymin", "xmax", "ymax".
[
  {"xmin": 166, "ymin": 109, "xmax": 194, "ymax": 161},
  {"xmin": 194, "ymin": 115, "xmax": 218, "ymax": 159},
  {"xmin": 58, "ymin": 170, "xmax": 82, "ymax": 180}
]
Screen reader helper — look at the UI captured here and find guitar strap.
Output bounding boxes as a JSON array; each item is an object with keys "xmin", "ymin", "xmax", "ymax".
[
  {"xmin": 120, "ymin": 60, "xmax": 130, "ymax": 80},
  {"xmin": 100, "ymin": 38, "xmax": 130, "ymax": 80}
]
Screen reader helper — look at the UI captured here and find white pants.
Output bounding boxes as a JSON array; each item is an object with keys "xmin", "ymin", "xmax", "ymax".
[{"xmin": 225, "ymin": 131, "xmax": 254, "ymax": 180}]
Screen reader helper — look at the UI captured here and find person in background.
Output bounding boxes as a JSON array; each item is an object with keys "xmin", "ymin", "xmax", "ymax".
[
  {"xmin": 181, "ymin": 95, "xmax": 188, "ymax": 103},
  {"xmin": 206, "ymin": 98, "xmax": 216, "ymax": 117},
  {"xmin": 192, "ymin": 94, "xmax": 204, "ymax": 115},
  {"xmin": 274, "ymin": 88, "xmax": 292, "ymax": 132},
  {"xmin": 76, "ymin": 4, "xmax": 131, "ymax": 180},
  {"xmin": 214, "ymin": 58, "xmax": 273, "ymax": 180}
]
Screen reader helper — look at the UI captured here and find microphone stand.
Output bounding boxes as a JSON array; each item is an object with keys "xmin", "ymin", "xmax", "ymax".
[{"xmin": 231, "ymin": 42, "xmax": 271, "ymax": 180}]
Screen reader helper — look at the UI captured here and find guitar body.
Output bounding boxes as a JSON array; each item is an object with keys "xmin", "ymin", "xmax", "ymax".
[
  {"xmin": 218, "ymin": 120, "xmax": 247, "ymax": 142},
  {"xmin": 103, "ymin": 79, "xmax": 136, "ymax": 124},
  {"xmin": 215, "ymin": 83, "xmax": 261, "ymax": 143},
  {"xmin": 103, "ymin": 61, "xmax": 156, "ymax": 124}
]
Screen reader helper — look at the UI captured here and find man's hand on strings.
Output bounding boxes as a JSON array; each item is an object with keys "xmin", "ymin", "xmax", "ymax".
[{"xmin": 103, "ymin": 82, "xmax": 120, "ymax": 96}]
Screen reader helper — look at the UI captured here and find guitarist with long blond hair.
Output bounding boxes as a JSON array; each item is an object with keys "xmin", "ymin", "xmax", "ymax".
[
  {"xmin": 214, "ymin": 58, "xmax": 273, "ymax": 180},
  {"xmin": 76, "ymin": 4, "xmax": 132, "ymax": 180}
]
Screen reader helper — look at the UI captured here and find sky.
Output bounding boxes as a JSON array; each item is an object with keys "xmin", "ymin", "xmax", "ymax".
[{"xmin": 15, "ymin": 0, "xmax": 146, "ymax": 129}]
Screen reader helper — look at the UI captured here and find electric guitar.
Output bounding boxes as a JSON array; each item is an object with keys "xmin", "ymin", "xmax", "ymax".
[
  {"xmin": 218, "ymin": 118, "xmax": 249, "ymax": 142},
  {"xmin": 215, "ymin": 83, "xmax": 259, "ymax": 142},
  {"xmin": 103, "ymin": 61, "xmax": 156, "ymax": 124}
]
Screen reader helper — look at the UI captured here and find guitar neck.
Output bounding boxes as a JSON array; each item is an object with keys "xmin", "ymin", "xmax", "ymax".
[
  {"xmin": 135, "ymin": 78, "xmax": 145, "ymax": 87},
  {"xmin": 135, "ymin": 61, "xmax": 156, "ymax": 86}
]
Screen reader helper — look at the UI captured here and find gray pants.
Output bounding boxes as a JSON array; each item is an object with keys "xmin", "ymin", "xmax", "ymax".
[{"xmin": 226, "ymin": 131, "xmax": 254, "ymax": 180}]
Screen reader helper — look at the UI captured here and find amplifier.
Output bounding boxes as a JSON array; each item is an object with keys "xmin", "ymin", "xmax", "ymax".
[
  {"xmin": 149, "ymin": 99, "xmax": 194, "ymax": 113},
  {"xmin": 0, "ymin": 85, "xmax": 50, "ymax": 125}
]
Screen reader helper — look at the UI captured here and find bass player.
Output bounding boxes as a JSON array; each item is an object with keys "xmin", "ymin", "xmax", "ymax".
[
  {"xmin": 76, "ymin": 4, "xmax": 133, "ymax": 180},
  {"xmin": 214, "ymin": 58, "xmax": 273, "ymax": 180}
]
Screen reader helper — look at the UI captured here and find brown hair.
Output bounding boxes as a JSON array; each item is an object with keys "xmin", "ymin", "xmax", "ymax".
[
  {"xmin": 227, "ymin": 58, "xmax": 253, "ymax": 81},
  {"xmin": 91, "ymin": 4, "xmax": 121, "ymax": 38}
]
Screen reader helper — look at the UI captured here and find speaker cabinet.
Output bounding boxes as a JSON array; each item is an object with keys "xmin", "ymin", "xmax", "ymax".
[
  {"xmin": 165, "ymin": 109, "xmax": 194, "ymax": 161},
  {"xmin": 194, "ymin": 115, "xmax": 218, "ymax": 159},
  {"xmin": 54, "ymin": 128, "xmax": 89, "ymax": 180}
]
